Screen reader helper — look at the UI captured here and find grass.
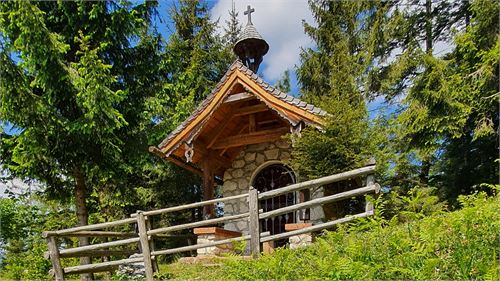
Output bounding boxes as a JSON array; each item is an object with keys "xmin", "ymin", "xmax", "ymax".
[{"xmin": 154, "ymin": 191, "xmax": 500, "ymax": 280}]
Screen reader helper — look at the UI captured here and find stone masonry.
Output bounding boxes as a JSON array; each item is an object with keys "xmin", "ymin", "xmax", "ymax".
[{"xmin": 222, "ymin": 139, "xmax": 291, "ymax": 234}]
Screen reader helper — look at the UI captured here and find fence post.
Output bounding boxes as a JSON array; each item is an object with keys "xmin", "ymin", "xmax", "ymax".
[
  {"xmin": 365, "ymin": 174, "xmax": 375, "ymax": 213},
  {"xmin": 137, "ymin": 212, "xmax": 154, "ymax": 281},
  {"xmin": 44, "ymin": 233, "xmax": 64, "ymax": 281},
  {"xmin": 248, "ymin": 186, "xmax": 261, "ymax": 258},
  {"xmin": 145, "ymin": 217, "xmax": 158, "ymax": 273}
]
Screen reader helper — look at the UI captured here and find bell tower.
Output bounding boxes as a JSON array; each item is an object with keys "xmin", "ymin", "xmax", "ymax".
[{"xmin": 233, "ymin": 5, "xmax": 269, "ymax": 72}]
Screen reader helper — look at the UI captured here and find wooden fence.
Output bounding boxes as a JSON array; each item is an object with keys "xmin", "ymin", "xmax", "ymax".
[{"xmin": 43, "ymin": 164, "xmax": 379, "ymax": 281}]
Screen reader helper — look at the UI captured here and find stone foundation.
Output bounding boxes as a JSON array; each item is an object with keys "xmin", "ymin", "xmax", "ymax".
[
  {"xmin": 194, "ymin": 227, "xmax": 241, "ymax": 256},
  {"xmin": 285, "ymin": 223, "xmax": 313, "ymax": 249}
]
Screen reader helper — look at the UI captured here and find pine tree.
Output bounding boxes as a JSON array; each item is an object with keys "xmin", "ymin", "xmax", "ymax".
[
  {"xmin": 366, "ymin": 0, "xmax": 498, "ymax": 201},
  {"xmin": 223, "ymin": 0, "xmax": 242, "ymax": 46},
  {"xmin": 398, "ymin": 0, "xmax": 499, "ymax": 201}
]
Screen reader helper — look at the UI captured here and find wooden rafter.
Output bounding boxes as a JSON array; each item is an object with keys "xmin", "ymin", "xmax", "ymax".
[
  {"xmin": 234, "ymin": 104, "xmax": 268, "ymax": 117},
  {"xmin": 219, "ymin": 124, "xmax": 249, "ymax": 157},
  {"xmin": 192, "ymin": 139, "xmax": 230, "ymax": 169},
  {"xmin": 206, "ymin": 106, "xmax": 240, "ymax": 149},
  {"xmin": 212, "ymin": 127, "xmax": 289, "ymax": 150}
]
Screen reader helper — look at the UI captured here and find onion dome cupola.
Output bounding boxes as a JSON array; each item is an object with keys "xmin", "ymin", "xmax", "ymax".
[{"xmin": 233, "ymin": 5, "xmax": 269, "ymax": 73}]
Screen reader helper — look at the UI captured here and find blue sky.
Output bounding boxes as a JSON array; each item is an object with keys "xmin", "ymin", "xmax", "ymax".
[{"xmin": 2, "ymin": 0, "xmax": 394, "ymax": 136}]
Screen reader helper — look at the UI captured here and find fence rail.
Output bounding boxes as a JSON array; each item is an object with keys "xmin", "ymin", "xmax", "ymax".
[{"xmin": 44, "ymin": 163, "xmax": 378, "ymax": 281}]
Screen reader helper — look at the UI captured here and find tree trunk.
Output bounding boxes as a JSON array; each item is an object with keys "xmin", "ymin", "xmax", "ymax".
[
  {"xmin": 74, "ymin": 167, "xmax": 92, "ymax": 281},
  {"xmin": 419, "ymin": 155, "xmax": 432, "ymax": 186},
  {"xmin": 420, "ymin": 0, "xmax": 433, "ymax": 185},
  {"xmin": 425, "ymin": 0, "xmax": 433, "ymax": 54}
]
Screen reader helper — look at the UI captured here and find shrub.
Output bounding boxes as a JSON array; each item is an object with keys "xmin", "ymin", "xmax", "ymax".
[{"xmin": 162, "ymin": 192, "xmax": 499, "ymax": 280}]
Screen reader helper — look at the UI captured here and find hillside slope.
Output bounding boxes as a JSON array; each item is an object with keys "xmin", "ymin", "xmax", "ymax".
[{"xmin": 161, "ymin": 192, "xmax": 499, "ymax": 280}]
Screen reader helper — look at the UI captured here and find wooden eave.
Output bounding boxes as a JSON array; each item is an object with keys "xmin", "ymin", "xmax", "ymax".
[{"xmin": 152, "ymin": 60, "xmax": 327, "ymax": 174}]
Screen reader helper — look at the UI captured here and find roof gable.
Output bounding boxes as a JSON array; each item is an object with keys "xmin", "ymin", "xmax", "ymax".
[{"xmin": 157, "ymin": 60, "xmax": 326, "ymax": 157}]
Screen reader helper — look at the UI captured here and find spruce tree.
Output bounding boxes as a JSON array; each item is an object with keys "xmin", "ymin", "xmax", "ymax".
[
  {"xmin": 149, "ymin": 0, "xmax": 232, "ymax": 140},
  {"xmin": 0, "ymin": 1, "xmax": 160, "ymax": 276},
  {"xmin": 223, "ymin": 0, "xmax": 242, "ymax": 47},
  {"xmin": 292, "ymin": 0, "xmax": 394, "ymax": 179}
]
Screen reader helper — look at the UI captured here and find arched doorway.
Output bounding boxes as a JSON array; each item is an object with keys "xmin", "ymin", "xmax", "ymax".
[{"xmin": 252, "ymin": 163, "xmax": 296, "ymax": 247}]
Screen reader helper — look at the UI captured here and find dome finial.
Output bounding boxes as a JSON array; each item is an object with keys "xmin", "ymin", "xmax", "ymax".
[{"xmin": 233, "ymin": 5, "xmax": 269, "ymax": 73}]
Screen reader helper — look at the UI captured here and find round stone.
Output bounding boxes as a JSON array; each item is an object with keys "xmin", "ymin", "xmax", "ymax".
[
  {"xmin": 232, "ymin": 169, "xmax": 244, "ymax": 178},
  {"xmin": 237, "ymin": 178, "xmax": 249, "ymax": 189},
  {"xmin": 255, "ymin": 153, "xmax": 265, "ymax": 165},
  {"xmin": 244, "ymin": 152, "xmax": 256, "ymax": 162},
  {"xmin": 224, "ymin": 180, "xmax": 237, "ymax": 191},
  {"xmin": 264, "ymin": 149, "xmax": 279, "ymax": 160},
  {"xmin": 267, "ymin": 144, "xmax": 276, "ymax": 149},
  {"xmin": 281, "ymin": 151, "xmax": 291, "ymax": 160},
  {"xmin": 223, "ymin": 170, "xmax": 233, "ymax": 180},
  {"xmin": 240, "ymin": 204, "xmax": 249, "ymax": 213},
  {"xmin": 236, "ymin": 221, "xmax": 247, "ymax": 231},
  {"xmin": 244, "ymin": 163, "xmax": 257, "ymax": 172},
  {"xmin": 232, "ymin": 160, "xmax": 245, "ymax": 168}
]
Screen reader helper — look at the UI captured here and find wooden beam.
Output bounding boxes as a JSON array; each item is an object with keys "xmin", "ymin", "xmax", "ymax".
[
  {"xmin": 56, "ymin": 231, "xmax": 138, "ymax": 238},
  {"xmin": 249, "ymin": 114, "xmax": 256, "ymax": 132},
  {"xmin": 57, "ymin": 249, "xmax": 138, "ymax": 259},
  {"xmin": 224, "ymin": 92, "xmax": 254, "ymax": 103},
  {"xmin": 206, "ymin": 105, "xmax": 240, "ymax": 149},
  {"xmin": 212, "ymin": 127, "xmax": 289, "ymax": 150},
  {"xmin": 234, "ymin": 104, "xmax": 268, "ymax": 117},
  {"xmin": 167, "ymin": 156, "xmax": 203, "ymax": 176},
  {"xmin": 202, "ymin": 157, "xmax": 215, "ymax": 218},
  {"xmin": 193, "ymin": 140, "xmax": 230, "ymax": 169},
  {"xmin": 219, "ymin": 124, "xmax": 248, "ymax": 156}
]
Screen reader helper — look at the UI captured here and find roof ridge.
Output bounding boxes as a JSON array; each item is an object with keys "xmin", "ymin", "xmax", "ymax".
[
  {"xmin": 157, "ymin": 60, "xmax": 327, "ymax": 152},
  {"xmin": 236, "ymin": 62, "xmax": 328, "ymax": 117},
  {"xmin": 158, "ymin": 60, "xmax": 243, "ymax": 150}
]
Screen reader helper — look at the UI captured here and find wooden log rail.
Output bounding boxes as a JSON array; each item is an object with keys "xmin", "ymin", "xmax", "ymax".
[
  {"xmin": 43, "ymin": 192, "xmax": 251, "ymax": 281},
  {"xmin": 44, "ymin": 164, "xmax": 378, "ymax": 281}
]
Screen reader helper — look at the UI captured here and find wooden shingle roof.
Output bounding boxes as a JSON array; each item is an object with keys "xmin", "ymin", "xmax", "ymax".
[{"xmin": 154, "ymin": 60, "xmax": 326, "ymax": 165}]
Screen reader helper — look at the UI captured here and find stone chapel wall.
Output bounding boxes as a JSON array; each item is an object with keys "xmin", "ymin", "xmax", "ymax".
[
  {"xmin": 222, "ymin": 139, "xmax": 325, "ymax": 234},
  {"xmin": 222, "ymin": 139, "xmax": 291, "ymax": 234}
]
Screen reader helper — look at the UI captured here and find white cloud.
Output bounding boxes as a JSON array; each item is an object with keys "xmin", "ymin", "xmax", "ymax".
[{"xmin": 210, "ymin": 0, "xmax": 314, "ymax": 82}]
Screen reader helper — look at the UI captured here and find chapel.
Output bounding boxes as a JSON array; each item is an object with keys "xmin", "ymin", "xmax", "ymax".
[{"xmin": 150, "ymin": 6, "xmax": 328, "ymax": 240}]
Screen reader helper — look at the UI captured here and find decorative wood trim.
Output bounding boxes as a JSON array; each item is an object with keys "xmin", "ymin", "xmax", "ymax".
[
  {"xmin": 212, "ymin": 127, "xmax": 288, "ymax": 150},
  {"xmin": 224, "ymin": 92, "xmax": 255, "ymax": 103},
  {"xmin": 149, "ymin": 146, "xmax": 203, "ymax": 176}
]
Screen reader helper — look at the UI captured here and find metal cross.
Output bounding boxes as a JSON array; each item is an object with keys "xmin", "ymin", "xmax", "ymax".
[{"xmin": 244, "ymin": 5, "xmax": 255, "ymax": 25}]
